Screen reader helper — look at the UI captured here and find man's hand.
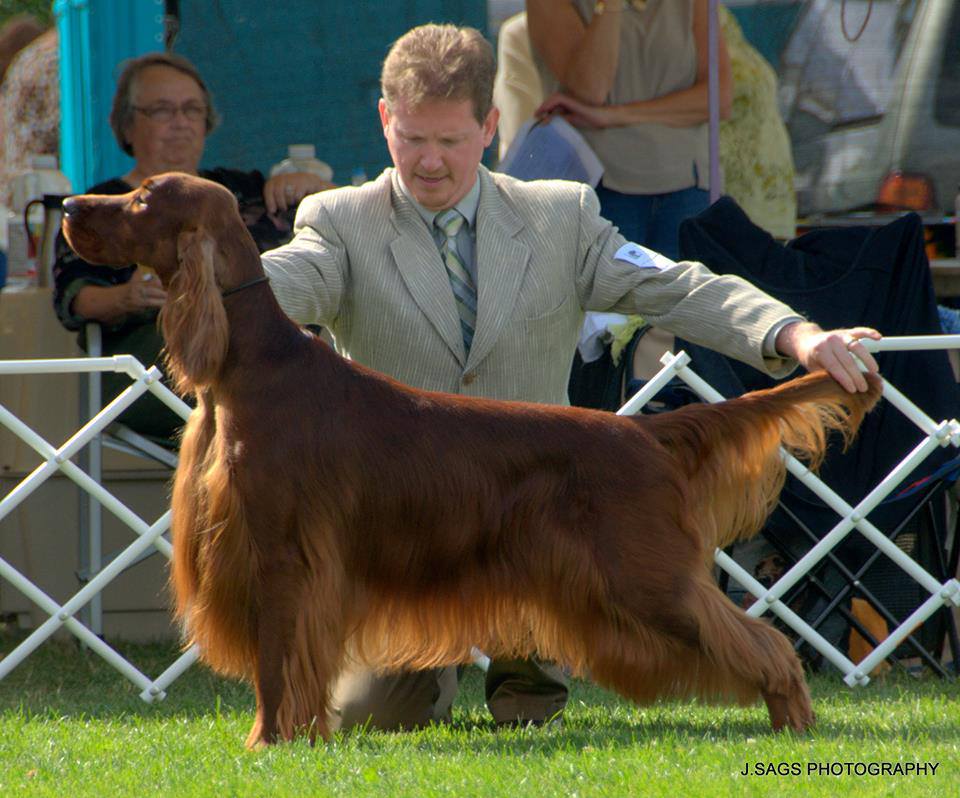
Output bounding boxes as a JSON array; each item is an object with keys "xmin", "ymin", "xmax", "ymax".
[
  {"xmin": 263, "ymin": 172, "xmax": 336, "ymax": 215},
  {"xmin": 775, "ymin": 321, "xmax": 881, "ymax": 393}
]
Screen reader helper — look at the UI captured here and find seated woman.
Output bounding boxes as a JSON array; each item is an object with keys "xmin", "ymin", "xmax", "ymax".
[{"xmin": 53, "ymin": 52, "xmax": 332, "ymax": 442}]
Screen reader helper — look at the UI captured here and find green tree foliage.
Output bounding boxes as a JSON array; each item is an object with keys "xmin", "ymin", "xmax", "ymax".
[{"xmin": 0, "ymin": 1, "xmax": 54, "ymax": 29}]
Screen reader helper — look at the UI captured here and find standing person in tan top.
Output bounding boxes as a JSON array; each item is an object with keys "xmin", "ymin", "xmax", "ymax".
[
  {"xmin": 527, "ymin": 0, "xmax": 731, "ymax": 258},
  {"xmin": 528, "ymin": 0, "xmax": 732, "ymax": 408}
]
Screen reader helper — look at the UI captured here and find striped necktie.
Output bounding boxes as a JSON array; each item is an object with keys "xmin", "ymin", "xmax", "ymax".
[{"xmin": 435, "ymin": 208, "xmax": 477, "ymax": 354}]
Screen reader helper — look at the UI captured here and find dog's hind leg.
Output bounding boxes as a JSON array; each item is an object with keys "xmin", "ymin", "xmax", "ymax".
[
  {"xmin": 581, "ymin": 571, "xmax": 813, "ymax": 733},
  {"xmin": 681, "ymin": 573, "xmax": 814, "ymax": 732}
]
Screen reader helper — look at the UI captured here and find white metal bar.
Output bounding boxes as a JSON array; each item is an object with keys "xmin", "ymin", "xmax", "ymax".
[
  {"xmin": 0, "ymin": 514, "xmax": 171, "ymax": 667},
  {"xmin": 85, "ymin": 325, "xmax": 105, "ymax": 635},
  {"xmin": 56, "ymin": 383, "xmax": 153, "ymax": 464},
  {"xmin": 61, "ymin": 460, "xmax": 173, "ymax": 556},
  {"xmin": 4, "ymin": 334, "xmax": 960, "ymax": 699},
  {"xmin": 0, "ymin": 377, "xmax": 149, "ymax": 488},
  {"xmin": 772, "ymin": 434, "xmax": 947, "ymax": 600},
  {"xmin": 0, "ymin": 354, "xmax": 146, "ymax": 376},
  {"xmin": 0, "ymin": 556, "xmax": 155, "ymax": 690},
  {"xmin": 860, "ymin": 335, "xmax": 960, "ymax": 352},
  {"xmin": 146, "ymin": 377, "xmax": 193, "ymax": 420},
  {"xmin": 0, "ymin": 442, "xmax": 172, "ymax": 560},
  {"xmin": 0, "ymin": 458, "xmax": 60, "ymax": 524},
  {"xmin": 844, "ymin": 579, "xmax": 960, "ymax": 686},
  {"xmin": 879, "ymin": 378, "xmax": 959, "ymax": 440},
  {"xmin": 658, "ymin": 347, "xmax": 958, "ymax": 678},
  {"xmin": 617, "ymin": 351, "xmax": 692, "ymax": 416},
  {"xmin": 140, "ymin": 646, "xmax": 201, "ymax": 703},
  {"xmin": 745, "ymin": 516, "xmax": 858, "ymax": 619},
  {"xmin": 0, "ymin": 356, "xmax": 189, "ymax": 695}
]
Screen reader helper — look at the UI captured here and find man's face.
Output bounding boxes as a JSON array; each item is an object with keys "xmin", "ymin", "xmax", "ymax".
[
  {"xmin": 379, "ymin": 96, "xmax": 498, "ymax": 211},
  {"xmin": 124, "ymin": 65, "xmax": 207, "ymax": 176}
]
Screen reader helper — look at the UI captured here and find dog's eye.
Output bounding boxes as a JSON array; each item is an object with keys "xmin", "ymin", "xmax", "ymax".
[{"xmin": 134, "ymin": 194, "xmax": 149, "ymax": 207}]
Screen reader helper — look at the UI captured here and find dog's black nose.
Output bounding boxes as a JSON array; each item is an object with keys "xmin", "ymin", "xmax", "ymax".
[{"xmin": 61, "ymin": 196, "xmax": 78, "ymax": 216}]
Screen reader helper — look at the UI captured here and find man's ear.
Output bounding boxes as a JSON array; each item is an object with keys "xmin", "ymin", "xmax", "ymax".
[
  {"xmin": 481, "ymin": 106, "xmax": 500, "ymax": 148},
  {"xmin": 378, "ymin": 98, "xmax": 391, "ymax": 137}
]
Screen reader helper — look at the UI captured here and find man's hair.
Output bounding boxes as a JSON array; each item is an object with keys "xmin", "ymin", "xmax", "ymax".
[
  {"xmin": 110, "ymin": 51, "xmax": 220, "ymax": 156},
  {"xmin": 381, "ymin": 24, "xmax": 495, "ymax": 124}
]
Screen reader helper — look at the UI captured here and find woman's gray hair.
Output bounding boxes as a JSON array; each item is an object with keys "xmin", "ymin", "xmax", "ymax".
[{"xmin": 110, "ymin": 51, "xmax": 220, "ymax": 155}]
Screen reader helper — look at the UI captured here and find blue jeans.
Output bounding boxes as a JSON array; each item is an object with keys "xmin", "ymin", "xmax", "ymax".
[{"xmin": 595, "ymin": 184, "xmax": 710, "ymax": 260}]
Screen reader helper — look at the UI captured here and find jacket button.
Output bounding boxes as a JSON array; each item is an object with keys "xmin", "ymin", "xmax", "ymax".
[{"xmin": 462, "ymin": 372, "xmax": 477, "ymax": 385}]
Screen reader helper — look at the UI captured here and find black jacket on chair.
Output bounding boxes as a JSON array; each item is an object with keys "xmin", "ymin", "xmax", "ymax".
[{"xmin": 677, "ymin": 197, "xmax": 959, "ymax": 558}]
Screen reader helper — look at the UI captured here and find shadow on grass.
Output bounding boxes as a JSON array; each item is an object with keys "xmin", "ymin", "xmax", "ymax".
[{"xmin": 3, "ymin": 631, "xmax": 959, "ymax": 751}]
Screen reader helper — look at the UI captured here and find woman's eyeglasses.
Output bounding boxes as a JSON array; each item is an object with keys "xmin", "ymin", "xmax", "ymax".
[{"xmin": 133, "ymin": 102, "xmax": 207, "ymax": 123}]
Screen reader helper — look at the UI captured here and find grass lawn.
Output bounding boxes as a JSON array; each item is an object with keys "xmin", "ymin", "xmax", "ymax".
[{"xmin": 0, "ymin": 633, "xmax": 957, "ymax": 797}]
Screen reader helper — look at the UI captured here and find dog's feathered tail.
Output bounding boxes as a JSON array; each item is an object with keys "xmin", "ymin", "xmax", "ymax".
[{"xmin": 642, "ymin": 370, "xmax": 881, "ymax": 552}]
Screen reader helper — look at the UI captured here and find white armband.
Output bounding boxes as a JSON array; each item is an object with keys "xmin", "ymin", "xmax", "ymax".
[{"xmin": 613, "ymin": 242, "xmax": 678, "ymax": 272}]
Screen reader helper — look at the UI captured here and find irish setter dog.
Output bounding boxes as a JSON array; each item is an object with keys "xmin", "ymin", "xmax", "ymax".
[{"xmin": 62, "ymin": 173, "xmax": 880, "ymax": 748}]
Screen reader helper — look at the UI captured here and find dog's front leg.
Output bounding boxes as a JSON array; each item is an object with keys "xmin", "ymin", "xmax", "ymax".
[
  {"xmin": 246, "ymin": 559, "xmax": 299, "ymax": 748},
  {"xmin": 245, "ymin": 551, "xmax": 325, "ymax": 749},
  {"xmin": 247, "ymin": 616, "xmax": 288, "ymax": 748},
  {"xmin": 245, "ymin": 548, "xmax": 346, "ymax": 748}
]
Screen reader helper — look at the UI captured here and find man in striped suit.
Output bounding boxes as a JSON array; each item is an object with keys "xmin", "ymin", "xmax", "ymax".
[{"xmin": 262, "ymin": 22, "xmax": 878, "ymax": 733}]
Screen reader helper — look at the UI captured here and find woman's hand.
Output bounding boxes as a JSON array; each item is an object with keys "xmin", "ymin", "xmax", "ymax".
[
  {"xmin": 119, "ymin": 267, "xmax": 167, "ymax": 314},
  {"xmin": 71, "ymin": 267, "xmax": 167, "ymax": 326},
  {"xmin": 263, "ymin": 172, "xmax": 336, "ymax": 215},
  {"xmin": 536, "ymin": 93, "xmax": 619, "ymax": 129}
]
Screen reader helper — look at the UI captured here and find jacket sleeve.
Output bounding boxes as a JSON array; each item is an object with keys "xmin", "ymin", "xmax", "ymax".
[
  {"xmin": 260, "ymin": 197, "xmax": 348, "ymax": 327},
  {"xmin": 572, "ymin": 184, "xmax": 802, "ymax": 377}
]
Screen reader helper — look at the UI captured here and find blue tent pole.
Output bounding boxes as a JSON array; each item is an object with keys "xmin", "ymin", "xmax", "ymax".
[
  {"xmin": 708, "ymin": 0, "xmax": 720, "ymax": 203},
  {"xmin": 55, "ymin": 0, "xmax": 165, "ymax": 192},
  {"xmin": 54, "ymin": 0, "xmax": 93, "ymax": 191}
]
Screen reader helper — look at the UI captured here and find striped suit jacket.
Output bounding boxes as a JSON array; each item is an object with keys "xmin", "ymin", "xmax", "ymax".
[{"xmin": 261, "ymin": 166, "xmax": 799, "ymax": 404}]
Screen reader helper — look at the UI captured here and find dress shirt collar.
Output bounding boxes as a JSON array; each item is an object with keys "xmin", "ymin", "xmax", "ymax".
[{"xmin": 398, "ymin": 173, "xmax": 481, "ymax": 231}]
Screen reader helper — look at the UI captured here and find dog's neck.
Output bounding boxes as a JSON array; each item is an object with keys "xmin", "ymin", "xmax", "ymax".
[{"xmin": 215, "ymin": 252, "xmax": 327, "ymax": 383}]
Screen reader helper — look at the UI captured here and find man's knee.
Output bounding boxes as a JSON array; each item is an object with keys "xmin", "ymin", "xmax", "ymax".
[
  {"xmin": 485, "ymin": 657, "xmax": 569, "ymax": 726},
  {"xmin": 330, "ymin": 666, "xmax": 457, "ymax": 733}
]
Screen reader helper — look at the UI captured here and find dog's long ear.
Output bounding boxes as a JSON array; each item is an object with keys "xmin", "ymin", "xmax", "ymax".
[{"xmin": 159, "ymin": 228, "xmax": 229, "ymax": 394}]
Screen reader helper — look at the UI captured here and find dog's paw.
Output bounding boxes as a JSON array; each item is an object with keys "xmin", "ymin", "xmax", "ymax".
[{"xmin": 763, "ymin": 685, "xmax": 815, "ymax": 733}]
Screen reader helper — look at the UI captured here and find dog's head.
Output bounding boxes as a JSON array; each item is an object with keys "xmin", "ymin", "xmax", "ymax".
[
  {"xmin": 61, "ymin": 171, "xmax": 248, "ymax": 287},
  {"xmin": 63, "ymin": 172, "xmax": 265, "ymax": 393}
]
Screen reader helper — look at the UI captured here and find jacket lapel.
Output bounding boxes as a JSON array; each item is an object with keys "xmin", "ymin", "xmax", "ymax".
[
  {"xmin": 388, "ymin": 174, "xmax": 468, "ymax": 365},
  {"xmin": 467, "ymin": 168, "xmax": 531, "ymax": 371}
]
